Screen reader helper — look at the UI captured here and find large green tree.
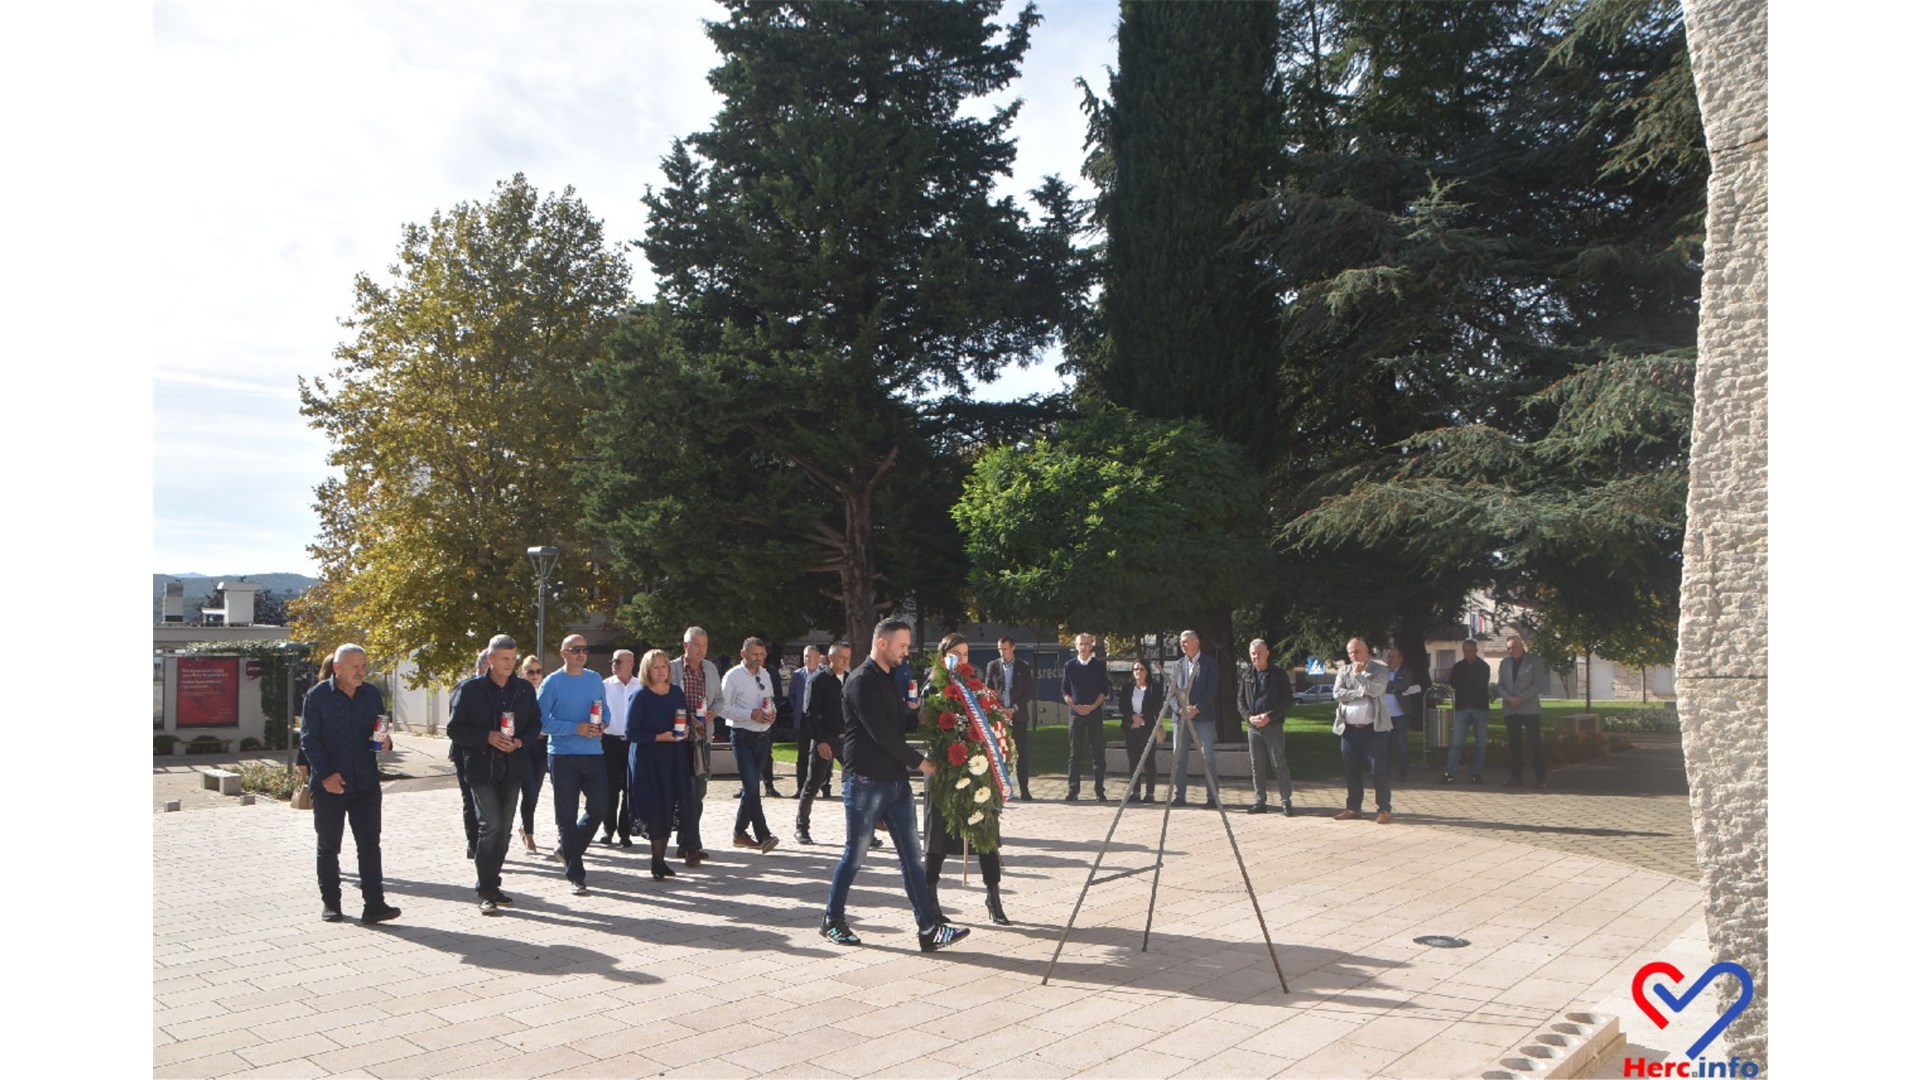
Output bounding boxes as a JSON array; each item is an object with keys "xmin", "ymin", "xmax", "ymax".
[
  {"xmin": 954, "ymin": 408, "xmax": 1270, "ymax": 637},
  {"xmin": 1243, "ymin": 0, "xmax": 1703, "ymax": 664},
  {"xmin": 296, "ymin": 175, "xmax": 629, "ymax": 683},
  {"xmin": 581, "ymin": 0, "xmax": 1077, "ymax": 648}
]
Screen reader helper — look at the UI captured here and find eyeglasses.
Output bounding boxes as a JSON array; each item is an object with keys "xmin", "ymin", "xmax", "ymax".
[
  {"xmin": 525, "ymin": 668, "xmax": 542, "ymax": 676},
  {"xmin": 561, "ymin": 646, "xmax": 588, "ymax": 655}
]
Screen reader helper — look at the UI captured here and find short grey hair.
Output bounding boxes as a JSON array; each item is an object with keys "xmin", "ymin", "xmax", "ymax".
[
  {"xmin": 1248, "ymin": 638, "xmax": 1268, "ymax": 650},
  {"xmin": 487, "ymin": 634, "xmax": 517, "ymax": 653},
  {"xmin": 332, "ymin": 643, "xmax": 367, "ymax": 664},
  {"xmin": 803, "ymin": 644, "xmax": 823, "ymax": 657},
  {"xmin": 683, "ymin": 626, "xmax": 708, "ymax": 644},
  {"xmin": 1178, "ymin": 630, "xmax": 1199, "ymax": 643}
]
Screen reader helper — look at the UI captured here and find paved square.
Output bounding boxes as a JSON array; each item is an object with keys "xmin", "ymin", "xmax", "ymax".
[{"xmin": 155, "ymin": 753, "xmax": 1704, "ymax": 1078}]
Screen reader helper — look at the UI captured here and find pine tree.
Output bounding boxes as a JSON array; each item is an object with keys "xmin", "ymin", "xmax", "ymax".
[{"xmin": 583, "ymin": 0, "xmax": 1076, "ymax": 646}]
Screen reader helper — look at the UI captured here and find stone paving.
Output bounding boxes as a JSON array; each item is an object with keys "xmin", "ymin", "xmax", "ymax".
[{"xmin": 154, "ymin": 733, "xmax": 1711, "ymax": 1078}]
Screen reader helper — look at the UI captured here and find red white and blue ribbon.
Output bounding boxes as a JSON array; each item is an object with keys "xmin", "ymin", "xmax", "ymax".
[{"xmin": 945, "ymin": 654, "xmax": 1013, "ymax": 798}]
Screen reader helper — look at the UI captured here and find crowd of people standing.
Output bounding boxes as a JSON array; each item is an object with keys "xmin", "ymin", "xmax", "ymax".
[{"xmin": 297, "ymin": 622, "xmax": 1545, "ymax": 945}]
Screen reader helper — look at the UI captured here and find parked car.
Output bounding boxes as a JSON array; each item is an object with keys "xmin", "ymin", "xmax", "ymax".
[{"xmin": 1295, "ymin": 684, "xmax": 1336, "ymax": 704}]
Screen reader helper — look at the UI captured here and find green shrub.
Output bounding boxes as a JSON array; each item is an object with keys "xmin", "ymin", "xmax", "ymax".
[
  {"xmin": 233, "ymin": 761, "xmax": 302, "ymax": 801},
  {"xmin": 240, "ymin": 737, "xmax": 263, "ymax": 751},
  {"xmin": 154, "ymin": 734, "xmax": 178, "ymax": 756},
  {"xmin": 1602, "ymin": 706, "xmax": 1681, "ymax": 733}
]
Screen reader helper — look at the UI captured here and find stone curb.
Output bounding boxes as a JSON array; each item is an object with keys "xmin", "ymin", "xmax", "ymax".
[{"xmin": 1485, "ymin": 1011, "xmax": 1623, "ymax": 1078}]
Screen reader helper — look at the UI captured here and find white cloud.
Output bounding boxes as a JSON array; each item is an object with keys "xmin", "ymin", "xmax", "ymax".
[{"xmin": 152, "ymin": 0, "xmax": 1117, "ymax": 573}]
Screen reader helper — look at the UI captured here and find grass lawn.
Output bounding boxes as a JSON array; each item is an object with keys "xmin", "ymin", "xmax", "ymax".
[{"xmin": 765, "ymin": 699, "xmax": 1659, "ymax": 781}]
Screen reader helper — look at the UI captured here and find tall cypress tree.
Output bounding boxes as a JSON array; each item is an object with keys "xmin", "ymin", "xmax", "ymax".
[{"xmin": 1079, "ymin": 1, "xmax": 1282, "ymax": 735}]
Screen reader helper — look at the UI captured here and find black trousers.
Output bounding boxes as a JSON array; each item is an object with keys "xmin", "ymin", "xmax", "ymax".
[
  {"xmin": 313, "ymin": 783, "xmax": 384, "ymax": 909},
  {"xmin": 518, "ymin": 738, "xmax": 547, "ymax": 833},
  {"xmin": 1010, "ymin": 718, "xmax": 1031, "ymax": 795},
  {"xmin": 453, "ymin": 754, "xmax": 477, "ymax": 854},
  {"xmin": 1066, "ymin": 712, "xmax": 1106, "ymax": 795},
  {"xmin": 1122, "ymin": 720, "xmax": 1157, "ymax": 796},
  {"xmin": 600, "ymin": 735, "xmax": 632, "ymax": 839},
  {"xmin": 1505, "ymin": 714, "xmax": 1546, "ymax": 781},
  {"xmin": 925, "ymin": 801, "xmax": 1001, "ymax": 886},
  {"xmin": 796, "ymin": 745, "xmax": 837, "ymax": 835}
]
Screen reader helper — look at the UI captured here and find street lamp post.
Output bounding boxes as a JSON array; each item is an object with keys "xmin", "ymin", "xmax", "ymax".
[{"xmin": 527, "ymin": 545, "xmax": 560, "ymax": 667}]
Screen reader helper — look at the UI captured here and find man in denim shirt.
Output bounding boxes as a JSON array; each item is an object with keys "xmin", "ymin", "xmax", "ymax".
[{"xmin": 301, "ymin": 644, "xmax": 400, "ymax": 924}]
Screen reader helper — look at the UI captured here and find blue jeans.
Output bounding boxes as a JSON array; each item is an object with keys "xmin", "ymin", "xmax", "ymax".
[
  {"xmin": 1387, "ymin": 719, "xmax": 1411, "ymax": 774},
  {"xmin": 1170, "ymin": 718, "xmax": 1218, "ymax": 801},
  {"xmin": 731, "ymin": 729, "xmax": 773, "ymax": 841},
  {"xmin": 1339, "ymin": 725, "xmax": 1391, "ymax": 813},
  {"xmin": 824, "ymin": 773, "xmax": 938, "ymax": 934},
  {"xmin": 1446, "ymin": 708, "xmax": 1491, "ymax": 778},
  {"xmin": 548, "ymin": 754, "xmax": 607, "ymax": 884}
]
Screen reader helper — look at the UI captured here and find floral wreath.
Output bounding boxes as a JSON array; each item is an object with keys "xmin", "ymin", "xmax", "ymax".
[{"xmin": 920, "ymin": 654, "xmax": 1018, "ymax": 853}]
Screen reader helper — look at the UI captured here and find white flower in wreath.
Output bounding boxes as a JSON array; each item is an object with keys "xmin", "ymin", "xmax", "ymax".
[
  {"xmin": 967, "ymin": 811, "xmax": 983, "ymax": 825},
  {"xmin": 955, "ymin": 776, "xmax": 971, "ymax": 790},
  {"xmin": 973, "ymin": 787, "xmax": 990, "ymax": 804},
  {"xmin": 968, "ymin": 755, "xmax": 988, "ymax": 776}
]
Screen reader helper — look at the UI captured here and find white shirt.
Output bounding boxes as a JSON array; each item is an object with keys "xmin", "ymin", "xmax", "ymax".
[
  {"xmin": 1132, "ymin": 685, "xmax": 1146, "ymax": 717},
  {"xmin": 602, "ymin": 674, "xmax": 638, "ymax": 737},
  {"xmin": 719, "ymin": 664, "xmax": 775, "ymax": 734}
]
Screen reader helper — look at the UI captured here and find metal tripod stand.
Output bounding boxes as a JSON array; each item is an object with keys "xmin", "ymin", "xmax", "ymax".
[{"xmin": 1040, "ymin": 714, "xmax": 1289, "ymax": 992}]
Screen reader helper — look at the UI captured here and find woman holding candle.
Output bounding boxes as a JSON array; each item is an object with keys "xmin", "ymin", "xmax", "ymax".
[{"xmin": 628, "ymin": 648, "xmax": 694, "ymax": 881}]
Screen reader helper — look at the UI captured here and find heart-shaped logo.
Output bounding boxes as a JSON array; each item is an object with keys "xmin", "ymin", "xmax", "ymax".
[{"xmin": 1631, "ymin": 961, "xmax": 1755, "ymax": 1059}]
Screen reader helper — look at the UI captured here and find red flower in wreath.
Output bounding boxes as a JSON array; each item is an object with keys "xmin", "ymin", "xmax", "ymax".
[
  {"xmin": 956, "ymin": 662, "xmax": 974, "ymax": 678},
  {"xmin": 943, "ymin": 683, "xmax": 964, "ymax": 701},
  {"xmin": 965, "ymin": 677, "xmax": 985, "ymax": 693},
  {"xmin": 937, "ymin": 713, "xmax": 957, "ymax": 731},
  {"xmin": 946, "ymin": 743, "xmax": 969, "ymax": 766}
]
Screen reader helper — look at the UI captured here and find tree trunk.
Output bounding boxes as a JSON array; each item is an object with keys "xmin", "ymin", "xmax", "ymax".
[
  {"xmin": 839, "ymin": 484, "xmax": 879, "ymax": 662},
  {"xmin": 1584, "ymin": 647, "xmax": 1594, "ymax": 712}
]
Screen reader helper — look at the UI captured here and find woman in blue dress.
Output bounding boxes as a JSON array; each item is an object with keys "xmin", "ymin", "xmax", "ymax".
[{"xmin": 628, "ymin": 648, "xmax": 693, "ymax": 880}]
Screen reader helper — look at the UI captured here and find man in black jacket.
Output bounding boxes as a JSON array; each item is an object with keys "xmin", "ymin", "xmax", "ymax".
[
  {"xmin": 1241, "ymin": 639, "xmax": 1293, "ymax": 816},
  {"xmin": 447, "ymin": 634, "xmax": 543, "ymax": 914},
  {"xmin": 984, "ymin": 637, "xmax": 1036, "ymax": 801},
  {"xmin": 795, "ymin": 641, "xmax": 851, "ymax": 844},
  {"xmin": 820, "ymin": 618, "xmax": 969, "ymax": 952}
]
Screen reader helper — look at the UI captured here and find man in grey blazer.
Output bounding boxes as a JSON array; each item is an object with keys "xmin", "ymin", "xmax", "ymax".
[
  {"xmin": 1332, "ymin": 636, "xmax": 1394, "ymax": 823},
  {"xmin": 1168, "ymin": 629, "xmax": 1222, "ymax": 808},
  {"xmin": 669, "ymin": 626, "xmax": 722, "ymax": 864},
  {"xmin": 1498, "ymin": 634, "xmax": 1549, "ymax": 788},
  {"xmin": 984, "ymin": 637, "xmax": 1036, "ymax": 800}
]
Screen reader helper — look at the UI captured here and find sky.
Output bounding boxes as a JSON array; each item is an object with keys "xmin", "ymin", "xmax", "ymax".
[{"xmin": 150, "ymin": 0, "xmax": 1122, "ymax": 575}]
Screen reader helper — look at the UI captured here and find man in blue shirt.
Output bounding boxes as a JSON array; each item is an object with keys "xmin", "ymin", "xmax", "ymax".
[
  {"xmin": 300, "ymin": 644, "xmax": 400, "ymax": 924},
  {"xmin": 537, "ymin": 634, "xmax": 609, "ymax": 895}
]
